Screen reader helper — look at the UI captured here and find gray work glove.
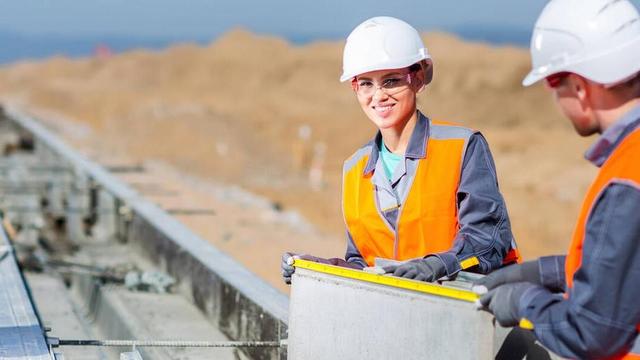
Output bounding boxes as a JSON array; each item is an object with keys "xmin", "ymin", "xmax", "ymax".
[
  {"xmin": 281, "ymin": 252, "xmax": 298, "ymax": 285},
  {"xmin": 471, "ymin": 260, "xmax": 540, "ymax": 295},
  {"xmin": 476, "ymin": 282, "xmax": 536, "ymax": 327},
  {"xmin": 382, "ymin": 256, "xmax": 447, "ymax": 282},
  {"xmin": 281, "ymin": 252, "xmax": 363, "ymax": 285}
]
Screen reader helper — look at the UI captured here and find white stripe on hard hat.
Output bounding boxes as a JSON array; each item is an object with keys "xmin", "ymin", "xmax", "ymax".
[{"xmin": 340, "ymin": 16, "xmax": 430, "ymax": 82}]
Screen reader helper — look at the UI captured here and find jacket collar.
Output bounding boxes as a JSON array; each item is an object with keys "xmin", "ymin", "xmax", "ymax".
[
  {"xmin": 363, "ymin": 111, "xmax": 430, "ymax": 175},
  {"xmin": 585, "ymin": 104, "xmax": 640, "ymax": 167}
]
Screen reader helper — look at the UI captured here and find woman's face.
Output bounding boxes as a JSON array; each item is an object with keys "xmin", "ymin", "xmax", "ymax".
[{"xmin": 353, "ymin": 68, "xmax": 422, "ymax": 131}]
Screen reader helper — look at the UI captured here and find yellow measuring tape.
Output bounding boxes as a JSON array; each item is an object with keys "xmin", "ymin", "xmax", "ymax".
[
  {"xmin": 293, "ymin": 258, "xmax": 479, "ymax": 302},
  {"xmin": 292, "ymin": 258, "xmax": 535, "ymax": 330}
]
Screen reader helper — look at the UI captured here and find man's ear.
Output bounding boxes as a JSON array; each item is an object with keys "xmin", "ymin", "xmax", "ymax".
[{"xmin": 568, "ymin": 74, "xmax": 590, "ymax": 111}]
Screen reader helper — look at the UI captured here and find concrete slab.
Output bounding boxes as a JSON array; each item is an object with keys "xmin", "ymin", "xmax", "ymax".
[
  {"xmin": 95, "ymin": 286, "xmax": 238, "ymax": 359},
  {"xmin": 289, "ymin": 268, "xmax": 494, "ymax": 359},
  {"xmin": 288, "ymin": 267, "xmax": 560, "ymax": 360}
]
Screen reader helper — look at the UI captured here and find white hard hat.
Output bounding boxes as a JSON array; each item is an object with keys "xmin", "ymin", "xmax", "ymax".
[
  {"xmin": 523, "ymin": 0, "xmax": 640, "ymax": 86},
  {"xmin": 340, "ymin": 16, "xmax": 430, "ymax": 82}
]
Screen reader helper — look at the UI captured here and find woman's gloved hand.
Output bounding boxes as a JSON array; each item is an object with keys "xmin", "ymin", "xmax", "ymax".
[
  {"xmin": 382, "ymin": 256, "xmax": 447, "ymax": 282},
  {"xmin": 281, "ymin": 252, "xmax": 363, "ymax": 284}
]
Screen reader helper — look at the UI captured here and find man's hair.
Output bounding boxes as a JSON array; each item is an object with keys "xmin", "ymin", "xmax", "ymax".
[{"xmin": 609, "ymin": 72, "xmax": 640, "ymax": 98}]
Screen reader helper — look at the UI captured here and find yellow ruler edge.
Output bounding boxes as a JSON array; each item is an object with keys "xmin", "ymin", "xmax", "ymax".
[{"xmin": 293, "ymin": 259, "xmax": 479, "ymax": 303}]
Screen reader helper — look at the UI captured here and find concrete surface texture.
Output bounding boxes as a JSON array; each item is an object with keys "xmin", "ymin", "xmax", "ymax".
[
  {"xmin": 290, "ymin": 268, "xmax": 486, "ymax": 359},
  {"xmin": 288, "ymin": 268, "xmax": 560, "ymax": 360}
]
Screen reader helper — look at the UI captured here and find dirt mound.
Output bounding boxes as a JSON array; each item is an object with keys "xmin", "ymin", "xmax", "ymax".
[{"xmin": 0, "ymin": 29, "xmax": 597, "ymax": 274}]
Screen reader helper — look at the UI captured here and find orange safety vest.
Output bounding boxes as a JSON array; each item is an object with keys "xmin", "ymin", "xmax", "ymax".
[
  {"xmin": 343, "ymin": 120, "xmax": 521, "ymax": 267},
  {"xmin": 565, "ymin": 128, "xmax": 640, "ymax": 359}
]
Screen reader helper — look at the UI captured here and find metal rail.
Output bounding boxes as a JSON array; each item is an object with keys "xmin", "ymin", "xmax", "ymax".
[
  {"xmin": 0, "ymin": 216, "xmax": 55, "ymax": 360},
  {"xmin": 56, "ymin": 339, "xmax": 287, "ymax": 348}
]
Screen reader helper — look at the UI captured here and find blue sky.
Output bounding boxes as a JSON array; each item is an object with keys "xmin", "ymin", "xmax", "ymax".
[
  {"xmin": 2, "ymin": 1, "xmax": 640, "ymax": 63},
  {"xmin": 1, "ymin": 1, "xmax": 551, "ymax": 39}
]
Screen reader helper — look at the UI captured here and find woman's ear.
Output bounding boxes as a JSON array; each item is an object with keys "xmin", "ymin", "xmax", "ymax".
[{"xmin": 351, "ymin": 78, "xmax": 358, "ymax": 92}]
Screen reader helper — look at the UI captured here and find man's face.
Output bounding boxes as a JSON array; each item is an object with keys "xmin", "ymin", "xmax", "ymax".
[{"xmin": 548, "ymin": 74, "xmax": 600, "ymax": 136}]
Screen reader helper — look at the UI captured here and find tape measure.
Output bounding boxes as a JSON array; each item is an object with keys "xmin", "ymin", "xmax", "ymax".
[
  {"xmin": 292, "ymin": 258, "xmax": 535, "ymax": 330},
  {"xmin": 292, "ymin": 258, "xmax": 479, "ymax": 303}
]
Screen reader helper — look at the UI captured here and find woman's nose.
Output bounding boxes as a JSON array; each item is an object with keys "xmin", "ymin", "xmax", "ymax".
[{"xmin": 372, "ymin": 87, "xmax": 388, "ymax": 101}]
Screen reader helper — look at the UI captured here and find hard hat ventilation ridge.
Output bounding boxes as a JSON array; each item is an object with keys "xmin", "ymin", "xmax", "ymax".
[
  {"xmin": 613, "ymin": 18, "xmax": 640, "ymax": 35},
  {"xmin": 596, "ymin": 0, "xmax": 624, "ymax": 16}
]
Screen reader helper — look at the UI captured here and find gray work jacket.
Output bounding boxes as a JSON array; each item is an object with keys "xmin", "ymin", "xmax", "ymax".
[{"xmin": 519, "ymin": 105, "xmax": 640, "ymax": 359}]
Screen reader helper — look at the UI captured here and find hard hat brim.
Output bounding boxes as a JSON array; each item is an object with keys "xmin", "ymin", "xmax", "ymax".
[
  {"xmin": 339, "ymin": 54, "xmax": 429, "ymax": 82},
  {"xmin": 522, "ymin": 69, "xmax": 547, "ymax": 87},
  {"xmin": 523, "ymin": 36, "xmax": 640, "ymax": 87}
]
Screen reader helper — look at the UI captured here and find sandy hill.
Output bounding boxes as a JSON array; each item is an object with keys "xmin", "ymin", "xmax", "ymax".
[{"xmin": 0, "ymin": 29, "xmax": 597, "ymax": 269}]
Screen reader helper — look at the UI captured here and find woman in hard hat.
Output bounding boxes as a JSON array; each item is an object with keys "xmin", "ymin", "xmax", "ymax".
[{"xmin": 282, "ymin": 16, "xmax": 519, "ymax": 284}]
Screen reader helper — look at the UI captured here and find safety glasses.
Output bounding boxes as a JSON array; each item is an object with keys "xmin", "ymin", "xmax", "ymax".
[
  {"xmin": 545, "ymin": 72, "xmax": 570, "ymax": 89},
  {"xmin": 352, "ymin": 72, "xmax": 413, "ymax": 97}
]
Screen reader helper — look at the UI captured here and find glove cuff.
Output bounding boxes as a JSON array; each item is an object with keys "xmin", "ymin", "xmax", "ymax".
[
  {"xmin": 424, "ymin": 255, "xmax": 448, "ymax": 280},
  {"xmin": 518, "ymin": 284, "xmax": 550, "ymax": 323},
  {"xmin": 538, "ymin": 255, "xmax": 566, "ymax": 292},
  {"xmin": 430, "ymin": 252, "xmax": 461, "ymax": 277}
]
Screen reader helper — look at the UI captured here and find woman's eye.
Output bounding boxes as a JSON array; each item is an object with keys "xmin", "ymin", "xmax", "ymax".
[
  {"xmin": 382, "ymin": 78, "xmax": 402, "ymax": 88},
  {"xmin": 358, "ymin": 80, "xmax": 373, "ymax": 88}
]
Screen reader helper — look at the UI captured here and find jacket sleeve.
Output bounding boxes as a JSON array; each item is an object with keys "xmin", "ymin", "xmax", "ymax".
[
  {"xmin": 432, "ymin": 133, "xmax": 516, "ymax": 276},
  {"xmin": 539, "ymin": 255, "xmax": 567, "ymax": 293},
  {"xmin": 344, "ymin": 230, "xmax": 367, "ymax": 268},
  {"xmin": 518, "ymin": 181, "xmax": 640, "ymax": 359}
]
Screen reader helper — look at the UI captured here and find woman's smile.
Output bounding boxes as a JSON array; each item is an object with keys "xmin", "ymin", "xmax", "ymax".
[{"xmin": 372, "ymin": 103, "xmax": 395, "ymax": 118}]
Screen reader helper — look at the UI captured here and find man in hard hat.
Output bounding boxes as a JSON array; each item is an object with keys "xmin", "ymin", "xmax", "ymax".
[
  {"xmin": 473, "ymin": 0, "xmax": 640, "ymax": 358},
  {"xmin": 282, "ymin": 16, "xmax": 520, "ymax": 284}
]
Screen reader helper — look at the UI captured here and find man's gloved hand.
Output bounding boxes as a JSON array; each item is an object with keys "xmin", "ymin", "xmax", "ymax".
[
  {"xmin": 476, "ymin": 282, "xmax": 534, "ymax": 327},
  {"xmin": 382, "ymin": 256, "xmax": 447, "ymax": 282},
  {"xmin": 281, "ymin": 252, "xmax": 363, "ymax": 285},
  {"xmin": 471, "ymin": 260, "xmax": 541, "ymax": 295}
]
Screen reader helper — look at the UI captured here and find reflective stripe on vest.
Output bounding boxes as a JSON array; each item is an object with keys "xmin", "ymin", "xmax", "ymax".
[
  {"xmin": 343, "ymin": 120, "xmax": 521, "ymax": 267},
  {"xmin": 565, "ymin": 128, "xmax": 640, "ymax": 359}
]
